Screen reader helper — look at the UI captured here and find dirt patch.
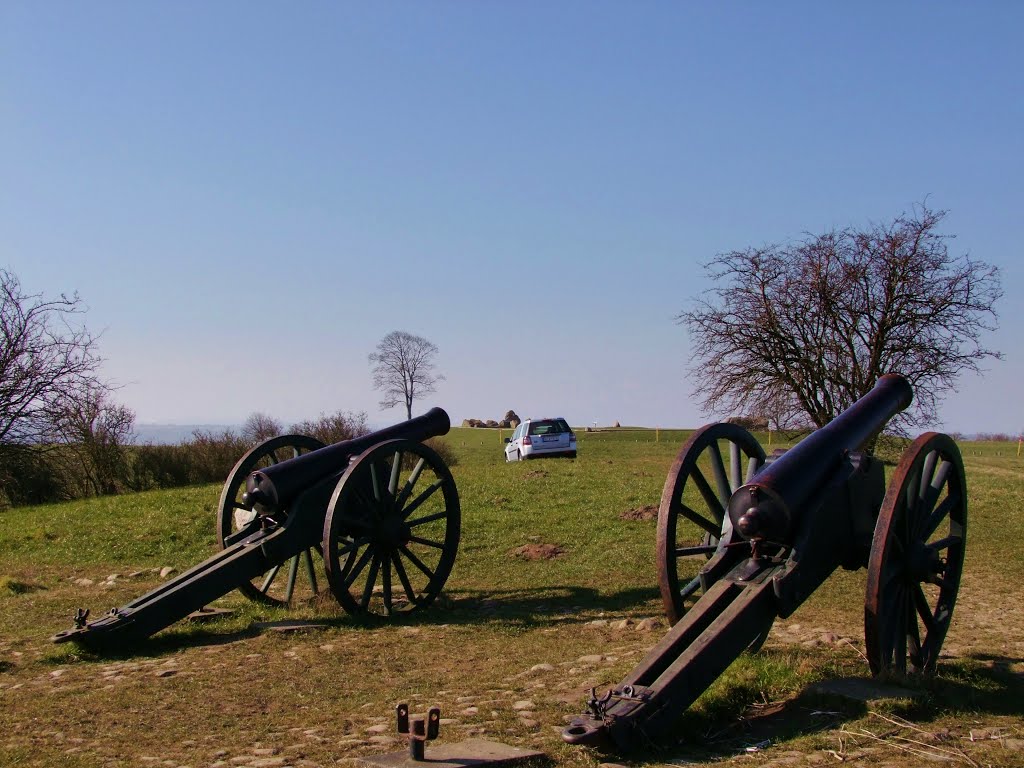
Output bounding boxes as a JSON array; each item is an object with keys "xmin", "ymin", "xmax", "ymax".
[
  {"xmin": 511, "ymin": 543, "xmax": 566, "ymax": 560},
  {"xmin": 523, "ymin": 470, "xmax": 547, "ymax": 479},
  {"xmin": 620, "ymin": 505, "xmax": 658, "ymax": 521}
]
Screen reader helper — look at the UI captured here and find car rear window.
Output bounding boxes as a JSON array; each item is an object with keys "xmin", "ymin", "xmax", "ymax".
[{"xmin": 528, "ymin": 419, "xmax": 572, "ymax": 436}]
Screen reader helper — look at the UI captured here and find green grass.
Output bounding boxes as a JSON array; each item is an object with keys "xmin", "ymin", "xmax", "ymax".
[{"xmin": 1, "ymin": 427, "xmax": 1022, "ymax": 767}]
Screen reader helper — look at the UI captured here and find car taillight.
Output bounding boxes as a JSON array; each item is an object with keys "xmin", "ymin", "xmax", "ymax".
[
  {"xmin": 522, "ymin": 436, "xmax": 532, "ymax": 445},
  {"xmin": 569, "ymin": 433, "xmax": 576, "ymax": 442}
]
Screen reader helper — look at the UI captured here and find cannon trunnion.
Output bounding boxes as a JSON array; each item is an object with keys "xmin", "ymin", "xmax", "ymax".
[
  {"xmin": 54, "ymin": 408, "xmax": 460, "ymax": 651},
  {"xmin": 565, "ymin": 374, "xmax": 967, "ymax": 751}
]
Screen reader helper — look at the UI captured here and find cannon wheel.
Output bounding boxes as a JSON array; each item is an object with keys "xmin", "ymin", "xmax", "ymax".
[
  {"xmin": 657, "ymin": 423, "xmax": 766, "ymax": 624},
  {"xmin": 216, "ymin": 434, "xmax": 327, "ymax": 607},
  {"xmin": 323, "ymin": 438, "xmax": 460, "ymax": 617},
  {"xmin": 865, "ymin": 432, "xmax": 967, "ymax": 676}
]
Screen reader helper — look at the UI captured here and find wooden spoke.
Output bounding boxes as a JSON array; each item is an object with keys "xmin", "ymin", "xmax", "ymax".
[
  {"xmin": 396, "ymin": 458, "xmax": 427, "ymax": 509},
  {"xmin": 690, "ymin": 466, "xmax": 725, "ymax": 521},
  {"xmin": 675, "ymin": 544, "xmax": 719, "ymax": 558},
  {"xmin": 392, "ymin": 552, "xmax": 419, "ymax": 605},
  {"xmin": 359, "ymin": 555, "xmax": 381, "ymax": 610},
  {"xmin": 708, "ymin": 443, "xmax": 731, "ymax": 510},
  {"xmin": 729, "ymin": 441, "xmax": 743, "ymax": 493},
  {"xmin": 399, "ymin": 545, "xmax": 437, "ymax": 581},
  {"xmin": 343, "ymin": 545, "xmax": 375, "ymax": 587},
  {"xmin": 388, "ymin": 451, "xmax": 402, "ymax": 496},
  {"xmin": 259, "ymin": 564, "xmax": 282, "ymax": 595},
  {"xmin": 401, "ymin": 479, "xmax": 444, "ymax": 520},
  {"xmin": 407, "ymin": 510, "xmax": 449, "ymax": 528},
  {"xmin": 408, "ymin": 535, "xmax": 444, "ymax": 550},
  {"xmin": 678, "ymin": 502, "xmax": 724, "ymax": 537}
]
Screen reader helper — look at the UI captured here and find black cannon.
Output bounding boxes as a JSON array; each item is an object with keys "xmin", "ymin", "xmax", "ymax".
[
  {"xmin": 563, "ymin": 374, "xmax": 966, "ymax": 751},
  {"xmin": 53, "ymin": 407, "xmax": 461, "ymax": 651}
]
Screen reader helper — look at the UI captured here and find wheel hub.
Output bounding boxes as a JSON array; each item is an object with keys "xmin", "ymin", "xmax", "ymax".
[
  {"xmin": 905, "ymin": 539, "xmax": 942, "ymax": 583},
  {"xmin": 373, "ymin": 511, "xmax": 409, "ymax": 549}
]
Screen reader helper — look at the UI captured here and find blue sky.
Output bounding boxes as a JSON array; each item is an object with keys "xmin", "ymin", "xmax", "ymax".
[{"xmin": 2, "ymin": 3, "xmax": 1021, "ymax": 434}]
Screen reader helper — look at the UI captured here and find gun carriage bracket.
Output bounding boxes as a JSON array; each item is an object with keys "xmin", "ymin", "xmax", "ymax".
[
  {"xmin": 565, "ymin": 374, "xmax": 968, "ymax": 752},
  {"xmin": 53, "ymin": 408, "xmax": 461, "ymax": 651}
]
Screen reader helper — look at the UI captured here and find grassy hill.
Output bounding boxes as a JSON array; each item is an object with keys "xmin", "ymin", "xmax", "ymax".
[{"xmin": 1, "ymin": 427, "xmax": 1022, "ymax": 767}]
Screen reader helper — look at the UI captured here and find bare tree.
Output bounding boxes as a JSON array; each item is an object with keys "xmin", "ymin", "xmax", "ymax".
[
  {"xmin": 51, "ymin": 386, "xmax": 136, "ymax": 496},
  {"xmin": 369, "ymin": 331, "xmax": 444, "ymax": 420},
  {"xmin": 241, "ymin": 412, "xmax": 282, "ymax": 445},
  {"xmin": 0, "ymin": 268, "xmax": 106, "ymax": 446},
  {"xmin": 679, "ymin": 204, "xmax": 1002, "ymax": 430}
]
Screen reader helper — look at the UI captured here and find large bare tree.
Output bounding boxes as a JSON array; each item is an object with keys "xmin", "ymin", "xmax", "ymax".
[
  {"xmin": 0, "ymin": 268, "xmax": 107, "ymax": 446},
  {"xmin": 1, "ymin": 268, "xmax": 129, "ymax": 504},
  {"xmin": 679, "ymin": 204, "xmax": 1002, "ymax": 430},
  {"xmin": 369, "ymin": 331, "xmax": 444, "ymax": 420}
]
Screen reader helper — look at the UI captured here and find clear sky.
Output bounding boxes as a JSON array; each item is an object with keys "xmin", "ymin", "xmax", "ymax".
[{"xmin": 2, "ymin": 3, "xmax": 1021, "ymax": 434}]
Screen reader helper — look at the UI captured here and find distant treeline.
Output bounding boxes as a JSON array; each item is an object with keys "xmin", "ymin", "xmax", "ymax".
[{"xmin": 0, "ymin": 411, "xmax": 369, "ymax": 509}]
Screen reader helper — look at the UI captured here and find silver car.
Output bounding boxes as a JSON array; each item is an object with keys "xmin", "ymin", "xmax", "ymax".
[{"xmin": 504, "ymin": 418, "xmax": 577, "ymax": 461}]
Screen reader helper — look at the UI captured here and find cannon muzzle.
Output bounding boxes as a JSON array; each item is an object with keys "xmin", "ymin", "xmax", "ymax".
[
  {"xmin": 727, "ymin": 374, "xmax": 913, "ymax": 542},
  {"xmin": 244, "ymin": 407, "xmax": 451, "ymax": 512}
]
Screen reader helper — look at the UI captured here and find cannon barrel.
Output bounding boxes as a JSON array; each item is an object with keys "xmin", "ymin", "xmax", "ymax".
[
  {"xmin": 244, "ymin": 407, "xmax": 451, "ymax": 511},
  {"xmin": 727, "ymin": 374, "xmax": 912, "ymax": 542}
]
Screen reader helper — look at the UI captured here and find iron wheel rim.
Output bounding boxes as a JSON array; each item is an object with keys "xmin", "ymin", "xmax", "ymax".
[
  {"xmin": 323, "ymin": 438, "xmax": 461, "ymax": 617},
  {"xmin": 865, "ymin": 432, "xmax": 966, "ymax": 676}
]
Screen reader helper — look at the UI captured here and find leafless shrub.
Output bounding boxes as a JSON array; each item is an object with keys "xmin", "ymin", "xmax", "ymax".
[
  {"xmin": 289, "ymin": 410, "xmax": 369, "ymax": 445},
  {"xmin": 241, "ymin": 412, "xmax": 283, "ymax": 445}
]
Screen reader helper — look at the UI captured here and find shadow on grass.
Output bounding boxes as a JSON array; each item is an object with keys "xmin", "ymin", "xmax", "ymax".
[
  {"xmin": 442, "ymin": 585, "xmax": 659, "ymax": 626},
  {"xmin": 56, "ymin": 583, "xmax": 659, "ymax": 658},
  {"xmin": 614, "ymin": 655, "xmax": 1024, "ymax": 764},
  {"xmin": 908, "ymin": 653, "xmax": 1024, "ymax": 716}
]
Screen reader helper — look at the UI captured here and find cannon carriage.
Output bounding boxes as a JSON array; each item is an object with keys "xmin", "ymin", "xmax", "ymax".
[
  {"xmin": 54, "ymin": 407, "xmax": 461, "ymax": 651},
  {"xmin": 564, "ymin": 374, "xmax": 967, "ymax": 751}
]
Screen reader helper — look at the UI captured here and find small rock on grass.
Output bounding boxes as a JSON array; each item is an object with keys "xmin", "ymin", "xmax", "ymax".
[
  {"xmin": 635, "ymin": 617, "xmax": 663, "ymax": 632},
  {"xmin": 248, "ymin": 758, "xmax": 287, "ymax": 768}
]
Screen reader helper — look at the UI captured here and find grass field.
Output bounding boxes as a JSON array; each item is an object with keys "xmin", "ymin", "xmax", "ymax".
[{"xmin": 1, "ymin": 427, "xmax": 1023, "ymax": 768}]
